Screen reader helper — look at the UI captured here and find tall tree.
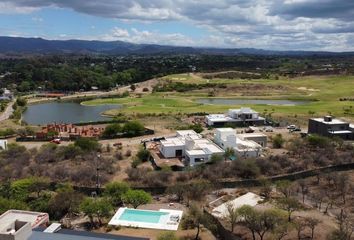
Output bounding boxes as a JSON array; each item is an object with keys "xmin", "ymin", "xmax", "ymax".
[
  {"xmin": 276, "ymin": 197, "xmax": 301, "ymax": 222},
  {"xmin": 122, "ymin": 190, "xmax": 152, "ymax": 209}
]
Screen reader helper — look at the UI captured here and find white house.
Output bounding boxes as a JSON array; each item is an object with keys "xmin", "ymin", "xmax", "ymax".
[
  {"xmin": 206, "ymin": 107, "xmax": 265, "ymax": 126},
  {"xmin": 238, "ymin": 133, "xmax": 267, "ymax": 147},
  {"xmin": 214, "ymin": 128, "xmax": 264, "ymax": 158},
  {"xmin": 159, "ymin": 130, "xmax": 224, "ymax": 166},
  {"xmin": 0, "ymin": 140, "xmax": 7, "ymax": 150}
]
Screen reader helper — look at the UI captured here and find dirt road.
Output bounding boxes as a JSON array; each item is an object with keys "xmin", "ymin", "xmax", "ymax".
[{"xmin": 0, "ymin": 100, "xmax": 14, "ymax": 121}]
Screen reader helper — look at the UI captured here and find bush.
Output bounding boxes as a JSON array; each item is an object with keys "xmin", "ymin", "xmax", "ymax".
[
  {"xmin": 272, "ymin": 134, "xmax": 285, "ymax": 148},
  {"xmin": 307, "ymin": 134, "xmax": 330, "ymax": 148},
  {"xmin": 136, "ymin": 147, "xmax": 151, "ymax": 162},
  {"xmin": 16, "ymin": 98, "xmax": 27, "ymax": 107},
  {"xmin": 74, "ymin": 138, "xmax": 100, "ymax": 152},
  {"xmin": 102, "ymin": 123, "xmax": 122, "ymax": 138},
  {"xmin": 122, "ymin": 121, "xmax": 145, "ymax": 137},
  {"xmin": 0, "ymin": 128, "xmax": 15, "ymax": 137}
]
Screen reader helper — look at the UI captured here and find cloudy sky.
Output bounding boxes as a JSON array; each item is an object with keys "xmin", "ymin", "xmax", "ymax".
[{"xmin": 0, "ymin": 0, "xmax": 353, "ymax": 51}]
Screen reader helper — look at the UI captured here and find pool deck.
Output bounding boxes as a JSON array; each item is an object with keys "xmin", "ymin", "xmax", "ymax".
[{"xmin": 109, "ymin": 208, "xmax": 183, "ymax": 231}]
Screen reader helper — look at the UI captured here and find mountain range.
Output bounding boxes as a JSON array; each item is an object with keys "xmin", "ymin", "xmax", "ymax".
[{"xmin": 1, "ymin": 36, "xmax": 353, "ymax": 56}]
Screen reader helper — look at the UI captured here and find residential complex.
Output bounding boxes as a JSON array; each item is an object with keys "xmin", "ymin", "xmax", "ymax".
[
  {"xmin": 159, "ymin": 130, "xmax": 224, "ymax": 166},
  {"xmin": 308, "ymin": 116, "xmax": 354, "ymax": 140},
  {"xmin": 214, "ymin": 128, "xmax": 266, "ymax": 158},
  {"xmin": 205, "ymin": 108, "xmax": 265, "ymax": 126}
]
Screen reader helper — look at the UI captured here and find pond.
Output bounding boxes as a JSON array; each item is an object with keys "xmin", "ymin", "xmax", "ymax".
[
  {"xmin": 23, "ymin": 102, "xmax": 121, "ymax": 125},
  {"xmin": 196, "ymin": 98, "xmax": 310, "ymax": 106}
]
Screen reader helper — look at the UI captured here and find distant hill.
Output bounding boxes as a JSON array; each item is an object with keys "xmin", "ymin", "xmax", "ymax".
[{"xmin": 1, "ymin": 36, "xmax": 354, "ymax": 56}]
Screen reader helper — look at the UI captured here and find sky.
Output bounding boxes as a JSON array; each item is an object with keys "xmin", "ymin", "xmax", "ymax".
[{"xmin": 0, "ymin": 0, "xmax": 354, "ymax": 51}]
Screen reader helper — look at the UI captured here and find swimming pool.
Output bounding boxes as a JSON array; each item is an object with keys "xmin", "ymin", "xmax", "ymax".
[
  {"xmin": 118, "ymin": 209, "xmax": 168, "ymax": 223},
  {"xmin": 109, "ymin": 208, "xmax": 183, "ymax": 230}
]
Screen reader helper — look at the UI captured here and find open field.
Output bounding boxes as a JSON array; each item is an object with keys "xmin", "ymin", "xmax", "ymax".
[{"xmin": 81, "ymin": 74, "xmax": 354, "ymax": 123}]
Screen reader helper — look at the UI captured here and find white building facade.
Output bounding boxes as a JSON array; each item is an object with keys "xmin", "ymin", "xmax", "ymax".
[
  {"xmin": 159, "ymin": 130, "xmax": 224, "ymax": 166},
  {"xmin": 206, "ymin": 107, "xmax": 265, "ymax": 127},
  {"xmin": 0, "ymin": 140, "xmax": 8, "ymax": 150},
  {"xmin": 214, "ymin": 128, "xmax": 265, "ymax": 158}
]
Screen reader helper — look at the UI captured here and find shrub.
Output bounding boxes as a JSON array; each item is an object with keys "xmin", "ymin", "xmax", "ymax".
[
  {"xmin": 74, "ymin": 138, "xmax": 100, "ymax": 152},
  {"xmin": 272, "ymin": 134, "xmax": 285, "ymax": 148},
  {"xmin": 307, "ymin": 135, "xmax": 330, "ymax": 148},
  {"xmin": 102, "ymin": 123, "xmax": 122, "ymax": 138},
  {"xmin": 122, "ymin": 121, "xmax": 145, "ymax": 137},
  {"xmin": 136, "ymin": 147, "xmax": 150, "ymax": 162}
]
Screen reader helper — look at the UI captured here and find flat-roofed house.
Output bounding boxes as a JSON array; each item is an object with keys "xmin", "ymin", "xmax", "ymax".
[
  {"xmin": 308, "ymin": 116, "xmax": 354, "ymax": 140},
  {"xmin": 206, "ymin": 107, "xmax": 265, "ymax": 127},
  {"xmin": 159, "ymin": 130, "xmax": 224, "ymax": 166},
  {"xmin": 0, "ymin": 210, "xmax": 148, "ymax": 240},
  {"xmin": 214, "ymin": 128, "xmax": 264, "ymax": 158}
]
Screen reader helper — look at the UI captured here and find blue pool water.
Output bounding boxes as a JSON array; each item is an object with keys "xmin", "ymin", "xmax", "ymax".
[{"xmin": 119, "ymin": 209, "xmax": 168, "ymax": 223}]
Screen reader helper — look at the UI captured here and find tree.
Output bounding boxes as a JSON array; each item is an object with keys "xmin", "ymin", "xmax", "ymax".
[
  {"xmin": 305, "ymin": 217, "xmax": 321, "ymax": 240},
  {"xmin": 16, "ymin": 97, "xmax": 27, "ymax": 107},
  {"xmin": 103, "ymin": 181, "xmax": 130, "ymax": 206},
  {"xmin": 237, "ymin": 205, "xmax": 258, "ymax": 240},
  {"xmin": 122, "ymin": 121, "xmax": 145, "ymax": 137},
  {"xmin": 276, "ymin": 197, "xmax": 301, "ymax": 222},
  {"xmin": 74, "ymin": 138, "xmax": 100, "ymax": 152},
  {"xmin": 10, "ymin": 177, "xmax": 49, "ymax": 201},
  {"xmin": 167, "ymin": 182, "xmax": 185, "ymax": 202},
  {"xmin": 136, "ymin": 147, "xmax": 151, "ymax": 162},
  {"xmin": 272, "ymin": 221, "xmax": 293, "ymax": 240},
  {"xmin": 259, "ymin": 178, "xmax": 272, "ymax": 199},
  {"xmin": 237, "ymin": 206, "xmax": 287, "ymax": 240},
  {"xmin": 224, "ymin": 203, "xmax": 238, "ymax": 232},
  {"xmin": 48, "ymin": 184, "xmax": 83, "ymax": 220},
  {"xmin": 122, "ymin": 190, "xmax": 152, "ymax": 209},
  {"xmin": 276, "ymin": 180, "xmax": 293, "ymax": 198},
  {"xmin": 294, "ymin": 218, "xmax": 307, "ymax": 240},
  {"xmin": 181, "ymin": 203, "xmax": 206, "ymax": 240},
  {"xmin": 80, "ymin": 197, "xmax": 113, "ymax": 227},
  {"xmin": 272, "ymin": 134, "xmax": 285, "ymax": 148},
  {"xmin": 298, "ymin": 179, "xmax": 308, "ymax": 203},
  {"xmin": 130, "ymin": 84, "xmax": 136, "ymax": 91},
  {"xmin": 102, "ymin": 123, "xmax": 122, "ymax": 138},
  {"xmin": 0, "ymin": 197, "xmax": 27, "ymax": 214},
  {"xmin": 183, "ymin": 180, "xmax": 212, "ymax": 205}
]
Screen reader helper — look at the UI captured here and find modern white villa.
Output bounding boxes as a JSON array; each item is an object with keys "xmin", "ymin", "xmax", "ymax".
[
  {"xmin": 159, "ymin": 130, "xmax": 224, "ymax": 166},
  {"xmin": 206, "ymin": 107, "xmax": 265, "ymax": 126},
  {"xmin": 214, "ymin": 128, "xmax": 266, "ymax": 158}
]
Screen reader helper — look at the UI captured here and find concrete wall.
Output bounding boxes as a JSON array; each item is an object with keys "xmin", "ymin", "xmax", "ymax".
[
  {"xmin": 160, "ymin": 145, "xmax": 185, "ymax": 158},
  {"xmin": 241, "ymin": 135, "xmax": 267, "ymax": 147},
  {"xmin": 0, "ymin": 140, "xmax": 7, "ymax": 150}
]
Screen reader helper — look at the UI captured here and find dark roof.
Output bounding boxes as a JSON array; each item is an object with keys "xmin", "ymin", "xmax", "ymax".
[{"xmin": 29, "ymin": 228, "xmax": 149, "ymax": 240}]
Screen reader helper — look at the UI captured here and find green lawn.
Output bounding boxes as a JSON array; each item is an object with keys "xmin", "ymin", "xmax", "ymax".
[{"xmin": 82, "ymin": 75, "xmax": 354, "ymax": 120}]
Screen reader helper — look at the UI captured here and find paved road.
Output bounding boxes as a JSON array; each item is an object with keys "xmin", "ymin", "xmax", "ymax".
[{"xmin": 0, "ymin": 100, "xmax": 15, "ymax": 121}]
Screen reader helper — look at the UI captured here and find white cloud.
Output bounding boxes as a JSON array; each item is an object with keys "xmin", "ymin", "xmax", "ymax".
[
  {"xmin": 31, "ymin": 16, "xmax": 43, "ymax": 22},
  {"xmin": 0, "ymin": 2, "xmax": 38, "ymax": 14},
  {"xmin": 2, "ymin": 0, "xmax": 354, "ymax": 50},
  {"xmin": 111, "ymin": 27, "xmax": 130, "ymax": 38}
]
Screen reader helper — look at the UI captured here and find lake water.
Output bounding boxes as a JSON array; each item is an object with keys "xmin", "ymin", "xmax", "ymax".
[
  {"xmin": 196, "ymin": 98, "xmax": 310, "ymax": 106},
  {"xmin": 23, "ymin": 102, "xmax": 121, "ymax": 125}
]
